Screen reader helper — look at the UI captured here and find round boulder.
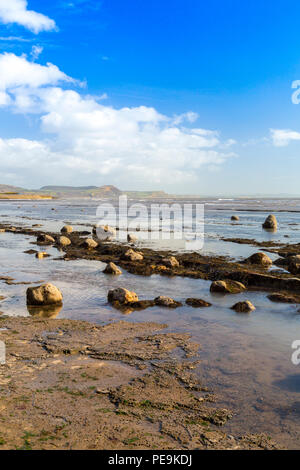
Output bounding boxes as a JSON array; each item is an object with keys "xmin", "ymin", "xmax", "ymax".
[
  {"xmin": 231, "ymin": 301, "xmax": 255, "ymax": 313},
  {"xmin": 210, "ymin": 280, "xmax": 246, "ymax": 294},
  {"xmin": 231, "ymin": 215, "xmax": 239, "ymax": 221},
  {"xmin": 108, "ymin": 288, "xmax": 138, "ymax": 305},
  {"xmin": 245, "ymin": 252, "xmax": 272, "ymax": 266},
  {"xmin": 58, "ymin": 236, "xmax": 71, "ymax": 247},
  {"xmin": 26, "ymin": 283, "xmax": 63, "ymax": 306},
  {"xmin": 262, "ymin": 214, "xmax": 277, "ymax": 230},
  {"xmin": 61, "ymin": 225, "xmax": 73, "ymax": 234},
  {"xmin": 81, "ymin": 238, "xmax": 98, "ymax": 249}
]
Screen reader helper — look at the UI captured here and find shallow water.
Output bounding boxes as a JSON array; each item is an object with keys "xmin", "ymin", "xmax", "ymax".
[{"xmin": 1, "ymin": 198, "xmax": 300, "ymax": 448}]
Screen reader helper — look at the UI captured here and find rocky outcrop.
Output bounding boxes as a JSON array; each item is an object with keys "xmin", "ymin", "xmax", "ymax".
[
  {"xmin": 185, "ymin": 298, "xmax": 212, "ymax": 308},
  {"xmin": 26, "ymin": 283, "xmax": 63, "ymax": 306},
  {"xmin": 103, "ymin": 262, "xmax": 122, "ymax": 275},
  {"xmin": 61, "ymin": 225, "xmax": 73, "ymax": 234},
  {"xmin": 81, "ymin": 238, "xmax": 98, "ymax": 249},
  {"xmin": 162, "ymin": 256, "xmax": 180, "ymax": 268},
  {"xmin": 154, "ymin": 296, "xmax": 182, "ymax": 308},
  {"xmin": 122, "ymin": 249, "xmax": 144, "ymax": 261},
  {"xmin": 231, "ymin": 301, "xmax": 255, "ymax": 313},
  {"xmin": 37, "ymin": 234, "xmax": 55, "ymax": 245},
  {"xmin": 210, "ymin": 280, "xmax": 246, "ymax": 294},
  {"xmin": 262, "ymin": 215, "xmax": 277, "ymax": 230},
  {"xmin": 108, "ymin": 287, "xmax": 138, "ymax": 305},
  {"xmin": 245, "ymin": 253, "xmax": 272, "ymax": 267}
]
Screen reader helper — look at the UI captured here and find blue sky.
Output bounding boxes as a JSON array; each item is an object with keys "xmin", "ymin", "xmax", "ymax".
[{"xmin": 0, "ymin": 0, "xmax": 300, "ymax": 194}]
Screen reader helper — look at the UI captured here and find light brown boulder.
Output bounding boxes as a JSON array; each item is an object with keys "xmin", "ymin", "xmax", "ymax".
[
  {"xmin": 123, "ymin": 249, "xmax": 143, "ymax": 261},
  {"xmin": 37, "ymin": 234, "xmax": 55, "ymax": 245},
  {"xmin": 26, "ymin": 283, "xmax": 63, "ymax": 306},
  {"xmin": 103, "ymin": 262, "xmax": 122, "ymax": 275},
  {"xmin": 246, "ymin": 252, "xmax": 272, "ymax": 266},
  {"xmin": 127, "ymin": 233, "xmax": 138, "ymax": 243},
  {"xmin": 35, "ymin": 252, "xmax": 49, "ymax": 259},
  {"xmin": 0, "ymin": 229, "xmax": 5, "ymax": 233},
  {"xmin": 81, "ymin": 238, "xmax": 98, "ymax": 249},
  {"xmin": 231, "ymin": 301, "xmax": 255, "ymax": 313},
  {"xmin": 210, "ymin": 280, "xmax": 246, "ymax": 294},
  {"xmin": 58, "ymin": 236, "xmax": 71, "ymax": 247},
  {"xmin": 61, "ymin": 225, "xmax": 73, "ymax": 234},
  {"xmin": 262, "ymin": 214, "xmax": 277, "ymax": 230},
  {"xmin": 162, "ymin": 256, "xmax": 180, "ymax": 268},
  {"xmin": 107, "ymin": 288, "xmax": 138, "ymax": 305}
]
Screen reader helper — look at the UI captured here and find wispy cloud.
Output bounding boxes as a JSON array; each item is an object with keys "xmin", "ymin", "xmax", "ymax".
[
  {"xmin": 0, "ymin": 36, "xmax": 33, "ymax": 42},
  {"xmin": 270, "ymin": 128, "xmax": 300, "ymax": 147}
]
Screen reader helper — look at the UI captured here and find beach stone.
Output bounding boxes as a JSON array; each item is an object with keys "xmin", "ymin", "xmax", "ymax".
[
  {"xmin": 231, "ymin": 301, "xmax": 255, "ymax": 313},
  {"xmin": 35, "ymin": 252, "xmax": 49, "ymax": 259},
  {"xmin": 162, "ymin": 256, "xmax": 180, "ymax": 268},
  {"xmin": 267, "ymin": 293, "xmax": 299, "ymax": 303},
  {"xmin": 58, "ymin": 236, "xmax": 71, "ymax": 247},
  {"xmin": 154, "ymin": 296, "xmax": 182, "ymax": 308},
  {"xmin": 245, "ymin": 253, "xmax": 272, "ymax": 266},
  {"xmin": 26, "ymin": 283, "xmax": 63, "ymax": 306},
  {"xmin": 123, "ymin": 249, "xmax": 143, "ymax": 261},
  {"xmin": 81, "ymin": 238, "xmax": 98, "ymax": 249},
  {"xmin": 103, "ymin": 262, "xmax": 122, "ymax": 275},
  {"xmin": 231, "ymin": 215, "xmax": 239, "ymax": 221},
  {"xmin": 127, "ymin": 233, "xmax": 138, "ymax": 243},
  {"xmin": 61, "ymin": 225, "xmax": 73, "ymax": 234},
  {"xmin": 108, "ymin": 287, "xmax": 138, "ymax": 305},
  {"xmin": 0, "ymin": 229, "xmax": 5, "ymax": 233},
  {"xmin": 186, "ymin": 298, "xmax": 212, "ymax": 308},
  {"xmin": 210, "ymin": 280, "xmax": 246, "ymax": 294},
  {"xmin": 37, "ymin": 234, "xmax": 55, "ymax": 245},
  {"xmin": 262, "ymin": 214, "xmax": 277, "ymax": 230}
]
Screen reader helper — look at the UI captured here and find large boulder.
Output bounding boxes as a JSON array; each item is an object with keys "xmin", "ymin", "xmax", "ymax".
[
  {"xmin": 103, "ymin": 262, "xmax": 122, "ymax": 275},
  {"xmin": 245, "ymin": 252, "xmax": 272, "ymax": 267},
  {"xmin": 162, "ymin": 256, "xmax": 180, "ymax": 268},
  {"xmin": 108, "ymin": 288, "xmax": 138, "ymax": 305},
  {"xmin": 231, "ymin": 301, "xmax": 255, "ymax": 313},
  {"xmin": 122, "ymin": 249, "xmax": 143, "ymax": 261},
  {"xmin": 210, "ymin": 280, "xmax": 246, "ymax": 294},
  {"xmin": 37, "ymin": 234, "xmax": 55, "ymax": 245},
  {"xmin": 61, "ymin": 225, "xmax": 73, "ymax": 234},
  {"xmin": 26, "ymin": 283, "xmax": 63, "ymax": 306},
  {"xmin": 154, "ymin": 296, "xmax": 182, "ymax": 308},
  {"xmin": 262, "ymin": 215, "xmax": 277, "ymax": 230},
  {"xmin": 57, "ymin": 236, "xmax": 71, "ymax": 247},
  {"xmin": 81, "ymin": 238, "xmax": 98, "ymax": 249}
]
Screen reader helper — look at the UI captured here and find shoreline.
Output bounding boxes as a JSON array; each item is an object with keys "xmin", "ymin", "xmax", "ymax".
[{"xmin": 0, "ymin": 315, "xmax": 278, "ymax": 450}]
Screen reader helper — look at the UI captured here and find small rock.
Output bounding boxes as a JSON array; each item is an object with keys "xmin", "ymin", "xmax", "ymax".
[
  {"xmin": 26, "ymin": 283, "xmax": 63, "ymax": 306},
  {"xmin": 61, "ymin": 225, "xmax": 73, "ymax": 234},
  {"xmin": 0, "ymin": 229, "xmax": 5, "ymax": 233},
  {"xmin": 231, "ymin": 301, "xmax": 255, "ymax": 313},
  {"xmin": 35, "ymin": 252, "xmax": 49, "ymax": 259},
  {"xmin": 122, "ymin": 249, "xmax": 143, "ymax": 261},
  {"xmin": 162, "ymin": 256, "xmax": 180, "ymax": 268},
  {"xmin": 81, "ymin": 238, "xmax": 98, "ymax": 249},
  {"xmin": 186, "ymin": 298, "xmax": 212, "ymax": 308},
  {"xmin": 268, "ymin": 293, "xmax": 299, "ymax": 303},
  {"xmin": 154, "ymin": 296, "xmax": 182, "ymax": 308},
  {"xmin": 262, "ymin": 214, "xmax": 277, "ymax": 230},
  {"xmin": 103, "ymin": 262, "xmax": 122, "ymax": 275},
  {"xmin": 108, "ymin": 287, "xmax": 138, "ymax": 305},
  {"xmin": 37, "ymin": 234, "xmax": 55, "ymax": 245},
  {"xmin": 210, "ymin": 280, "xmax": 246, "ymax": 294},
  {"xmin": 245, "ymin": 253, "xmax": 272, "ymax": 266},
  {"xmin": 93, "ymin": 225, "xmax": 116, "ymax": 241},
  {"xmin": 231, "ymin": 215, "xmax": 239, "ymax": 221}
]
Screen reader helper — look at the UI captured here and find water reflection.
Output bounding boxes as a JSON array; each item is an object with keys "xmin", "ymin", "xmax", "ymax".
[{"xmin": 27, "ymin": 303, "xmax": 63, "ymax": 318}]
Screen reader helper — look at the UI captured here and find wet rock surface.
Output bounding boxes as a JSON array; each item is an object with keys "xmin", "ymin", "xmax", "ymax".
[
  {"xmin": 0, "ymin": 316, "xmax": 279, "ymax": 450},
  {"xmin": 231, "ymin": 301, "xmax": 256, "ymax": 313},
  {"xmin": 210, "ymin": 280, "xmax": 246, "ymax": 294}
]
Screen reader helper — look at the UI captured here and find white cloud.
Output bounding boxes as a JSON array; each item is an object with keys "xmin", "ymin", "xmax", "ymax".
[
  {"xmin": 270, "ymin": 128, "xmax": 300, "ymax": 147},
  {"xmin": 30, "ymin": 45, "xmax": 43, "ymax": 61},
  {"xmin": 0, "ymin": 0, "xmax": 56, "ymax": 33},
  {"xmin": 0, "ymin": 53, "xmax": 236, "ymax": 188}
]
